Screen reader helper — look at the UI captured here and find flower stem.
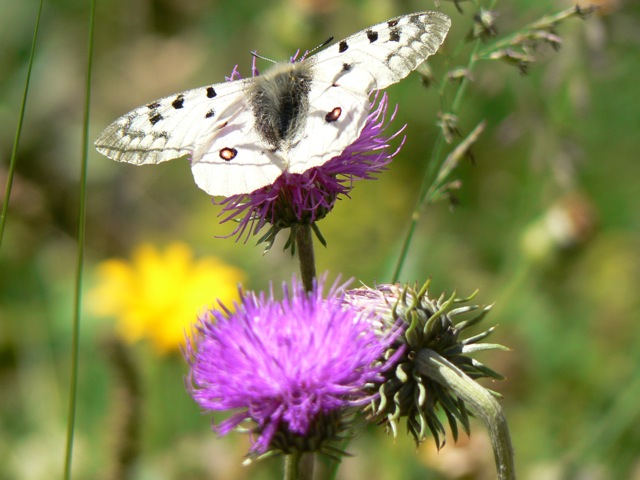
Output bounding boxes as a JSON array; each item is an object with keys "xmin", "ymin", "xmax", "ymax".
[
  {"xmin": 292, "ymin": 225, "xmax": 321, "ymax": 480},
  {"xmin": 103, "ymin": 336, "xmax": 142, "ymax": 480},
  {"xmin": 295, "ymin": 224, "xmax": 316, "ymax": 292},
  {"xmin": 284, "ymin": 452, "xmax": 314, "ymax": 480},
  {"xmin": 415, "ymin": 349, "xmax": 516, "ymax": 480},
  {"xmin": 392, "ymin": 1, "xmax": 496, "ymax": 282}
]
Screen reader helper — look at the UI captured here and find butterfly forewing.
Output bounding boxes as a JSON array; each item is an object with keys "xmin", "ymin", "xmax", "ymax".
[
  {"xmin": 311, "ymin": 11, "xmax": 451, "ymax": 91},
  {"xmin": 95, "ymin": 79, "xmax": 252, "ymax": 166}
]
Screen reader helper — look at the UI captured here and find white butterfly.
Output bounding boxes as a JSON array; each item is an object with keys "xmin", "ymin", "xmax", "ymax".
[{"xmin": 95, "ymin": 11, "xmax": 451, "ymax": 197}]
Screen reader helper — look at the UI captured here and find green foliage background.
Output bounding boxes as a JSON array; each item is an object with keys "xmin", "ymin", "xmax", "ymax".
[{"xmin": 1, "ymin": 0, "xmax": 639, "ymax": 478}]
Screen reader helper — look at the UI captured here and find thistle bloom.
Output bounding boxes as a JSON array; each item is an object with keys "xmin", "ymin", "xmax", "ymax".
[
  {"xmin": 217, "ymin": 61, "xmax": 404, "ymax": 246},
  {"xmin": 88, "ymin": 242, "xmax": 245, "ymax": 353},
  {"xmin": 186, "ymin": 276, "xmax": 404, "ymax": 457}
]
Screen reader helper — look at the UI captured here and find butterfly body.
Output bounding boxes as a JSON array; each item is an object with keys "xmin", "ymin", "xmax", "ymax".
[
  {"xmin": 96, "ymin": 11, "xmax": 451, "ymax": 197},
  {"xmin": 249, "ymin": 61, "xmax": 313, "ymax": 154}
]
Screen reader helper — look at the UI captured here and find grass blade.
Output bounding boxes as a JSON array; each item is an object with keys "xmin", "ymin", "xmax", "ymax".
[
  {"xmin": 0, "ymin": 0, "xmax": 45, "ymax": 249},
  {"xmin": 64, "ymin": 0, "xmax": 97, "ymax": 477}
]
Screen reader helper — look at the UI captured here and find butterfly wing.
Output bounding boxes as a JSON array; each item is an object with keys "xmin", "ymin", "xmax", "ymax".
[
  {"xmin": 286, "ymin": 83, "xmax": 370, "ymax": 174},
  {"xmin": 95, "ymin": 79, "xmax": 285, "ymax": 196},
  {"xmin": 287, "ymin": 11, "xmax": 451, "ymax": 173},
  {"xmin": 311, "ymin": 11, "xmax": 451, "ymax": 91},
  {"xmin": 191, "ymin": 114, "xmax": 286, "ymax": 197},
  {"xmin": 95, "ymin": 80, "xmax": 250, "ymax": 165}
]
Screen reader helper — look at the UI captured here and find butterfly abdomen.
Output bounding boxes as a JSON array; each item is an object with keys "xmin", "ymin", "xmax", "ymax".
[{"xmin": 249, "ymin": 62, "xmax": 313, "ymax": 149}]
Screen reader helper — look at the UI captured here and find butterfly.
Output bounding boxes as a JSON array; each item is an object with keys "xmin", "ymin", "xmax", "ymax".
[{"xmin": 95, "ymin": 11, "xmax": 451, "ymax": 197}]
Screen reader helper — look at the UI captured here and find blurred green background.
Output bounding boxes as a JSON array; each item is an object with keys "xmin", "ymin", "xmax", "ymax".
[{"xmin": 1, "ymin": 0, "xmax": 639, "ymax": 478}]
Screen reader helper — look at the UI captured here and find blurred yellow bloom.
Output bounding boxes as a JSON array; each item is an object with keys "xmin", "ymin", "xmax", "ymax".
[{"xmin": 88, "ymin": 242, "xmax": 245, "ymax": 353}]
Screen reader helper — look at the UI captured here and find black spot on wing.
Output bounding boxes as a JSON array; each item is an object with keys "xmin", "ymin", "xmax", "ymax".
[
  {"xmin": 389, "ymin": 28, "xmax": 400, "ymax": 42},
  {"xmin": 149, "ymin": 113, "xmax": 163, "ymax": 125},
  {"xmin": 388, "ymin": 19, "xmax": 399, "ymax": 27},
  {"xmin": 219, "ymin": 147, "xmax": 237, "ymax": 161},
  {"xmin": 339, "ymin": 40, "xmax": 349, "ymax": 53},
  {"xmin": 410, "ymin": 13, "xmax": 422, "ymax": 24},
  {"xmin": 147, "ymin": 102, "xmax": 161, "ymax": 109},
  {"xmin": 155, "ymin": 131, "xmax": 169, "ymax": 140},
  {"xmin": 205, "ymin": 109, "xmax": 215, "ymax": 119},
  {"xmin": 120, "ymin": 115, "xmax": 167, "ymax": 142},
  {"xmin": 366, "ymin": 29, "xmax": 378, "ymax": 43},
  {"xmin": 342, "ymin": 63, "xmax": 352, "ymax": 72},
  {"xmin": 172, "ymin": 95, "xmax": 184, "ymax": 109},
  {"xmin": 325, "ymin": 107, "xmax": 342, "ymax": 123},
  {"xmin": 206, "ymin": 86, "xmax": 217, "ymax": 98}
]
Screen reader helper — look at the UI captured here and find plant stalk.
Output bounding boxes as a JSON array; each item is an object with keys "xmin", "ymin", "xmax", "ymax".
[{"xmin": 415, "ymin": 349, "xmax": 516, "ymax": 480}]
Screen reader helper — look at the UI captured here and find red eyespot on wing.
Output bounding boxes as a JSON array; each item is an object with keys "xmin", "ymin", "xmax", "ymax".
[
  {"xmin": 219, "ymin": 147, "xmax": 238, "ymax": 161},
  {"xmin": 325, "ymin": 107, "xmax": 342, "ymax": 123}
]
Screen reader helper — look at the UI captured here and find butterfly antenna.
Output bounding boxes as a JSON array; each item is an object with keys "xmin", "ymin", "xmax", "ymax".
[
  {"xmin": 313, "ymin": 36, "xmax": 334, "ymax": 52},
  {"xmin": 297, "ymin": 37, "xmax": 333, "ymax": 61},
  {"xmin": 250, "ymin": 51, "xmax": 277, "ymax": 64}
]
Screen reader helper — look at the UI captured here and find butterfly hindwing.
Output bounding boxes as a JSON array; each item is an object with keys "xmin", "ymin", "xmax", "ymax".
[
  {"xmin": 287, "ymin": 82, "xmax": 370, "ymax": 173},
  {"xmin": 192, "ymin": 118, "xmax": 286, "ymax": 196}
]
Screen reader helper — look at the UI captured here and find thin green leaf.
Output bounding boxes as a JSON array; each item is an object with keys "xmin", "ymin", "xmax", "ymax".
[
  {"xmin": 0, "ymin": 0, "xmax": 44, "ymax": 249},
  {"xmin": 64, "ymin": 0, "xmax": 96, "ymax": 478}
]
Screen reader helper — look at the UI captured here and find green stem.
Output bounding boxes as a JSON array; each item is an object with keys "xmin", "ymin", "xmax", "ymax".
[
  {"xmin": 64, "ymin": 0, "xmax": 96, "ymax": 477},
  {"xmin": 295, "ymin": 224, "xmax": 316, "ymax": 292},
  {"xmin": 290, "ymin": 225, "xmax": 317, "ymax": 478},
  {"xmin": 415, "ymin": 349, "xmax": 516, "ymax": 480},
  {"xmin": 477, "ymin": 6, "xmax": 581, "ymax": 59},
  {"xmin": 392, "ymin": 0, "xmax": 501, "ymax": 283},
  {"xmin": 0, "ymin": 0, "xmax": 44, "ymax": 249},
  {"xmin": 284, "ymin": 452, "xmax": 314, "ymax": 480},
  {"xmin": 103, "ymin": 337, "xmax": 142, "ymax": 480},
  {"xmin": 392, "ymin": 35, "xmax": 484, "ymax": 283}
]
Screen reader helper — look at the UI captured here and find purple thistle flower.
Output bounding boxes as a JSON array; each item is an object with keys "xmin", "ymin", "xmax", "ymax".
[{"xmin": 185, "ymin": 275, "xmax": 404, "ymax": 457}]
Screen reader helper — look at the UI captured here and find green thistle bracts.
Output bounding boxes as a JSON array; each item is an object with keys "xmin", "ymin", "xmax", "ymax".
[{"xmin": 347, "ymin": 280, "xmax": 508, "ymax": 447}]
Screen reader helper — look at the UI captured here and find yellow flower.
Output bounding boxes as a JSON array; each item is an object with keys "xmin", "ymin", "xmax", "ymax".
[{"xmin": 88, "ymin": 242, "xmax": 245, "ymax": 353}]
